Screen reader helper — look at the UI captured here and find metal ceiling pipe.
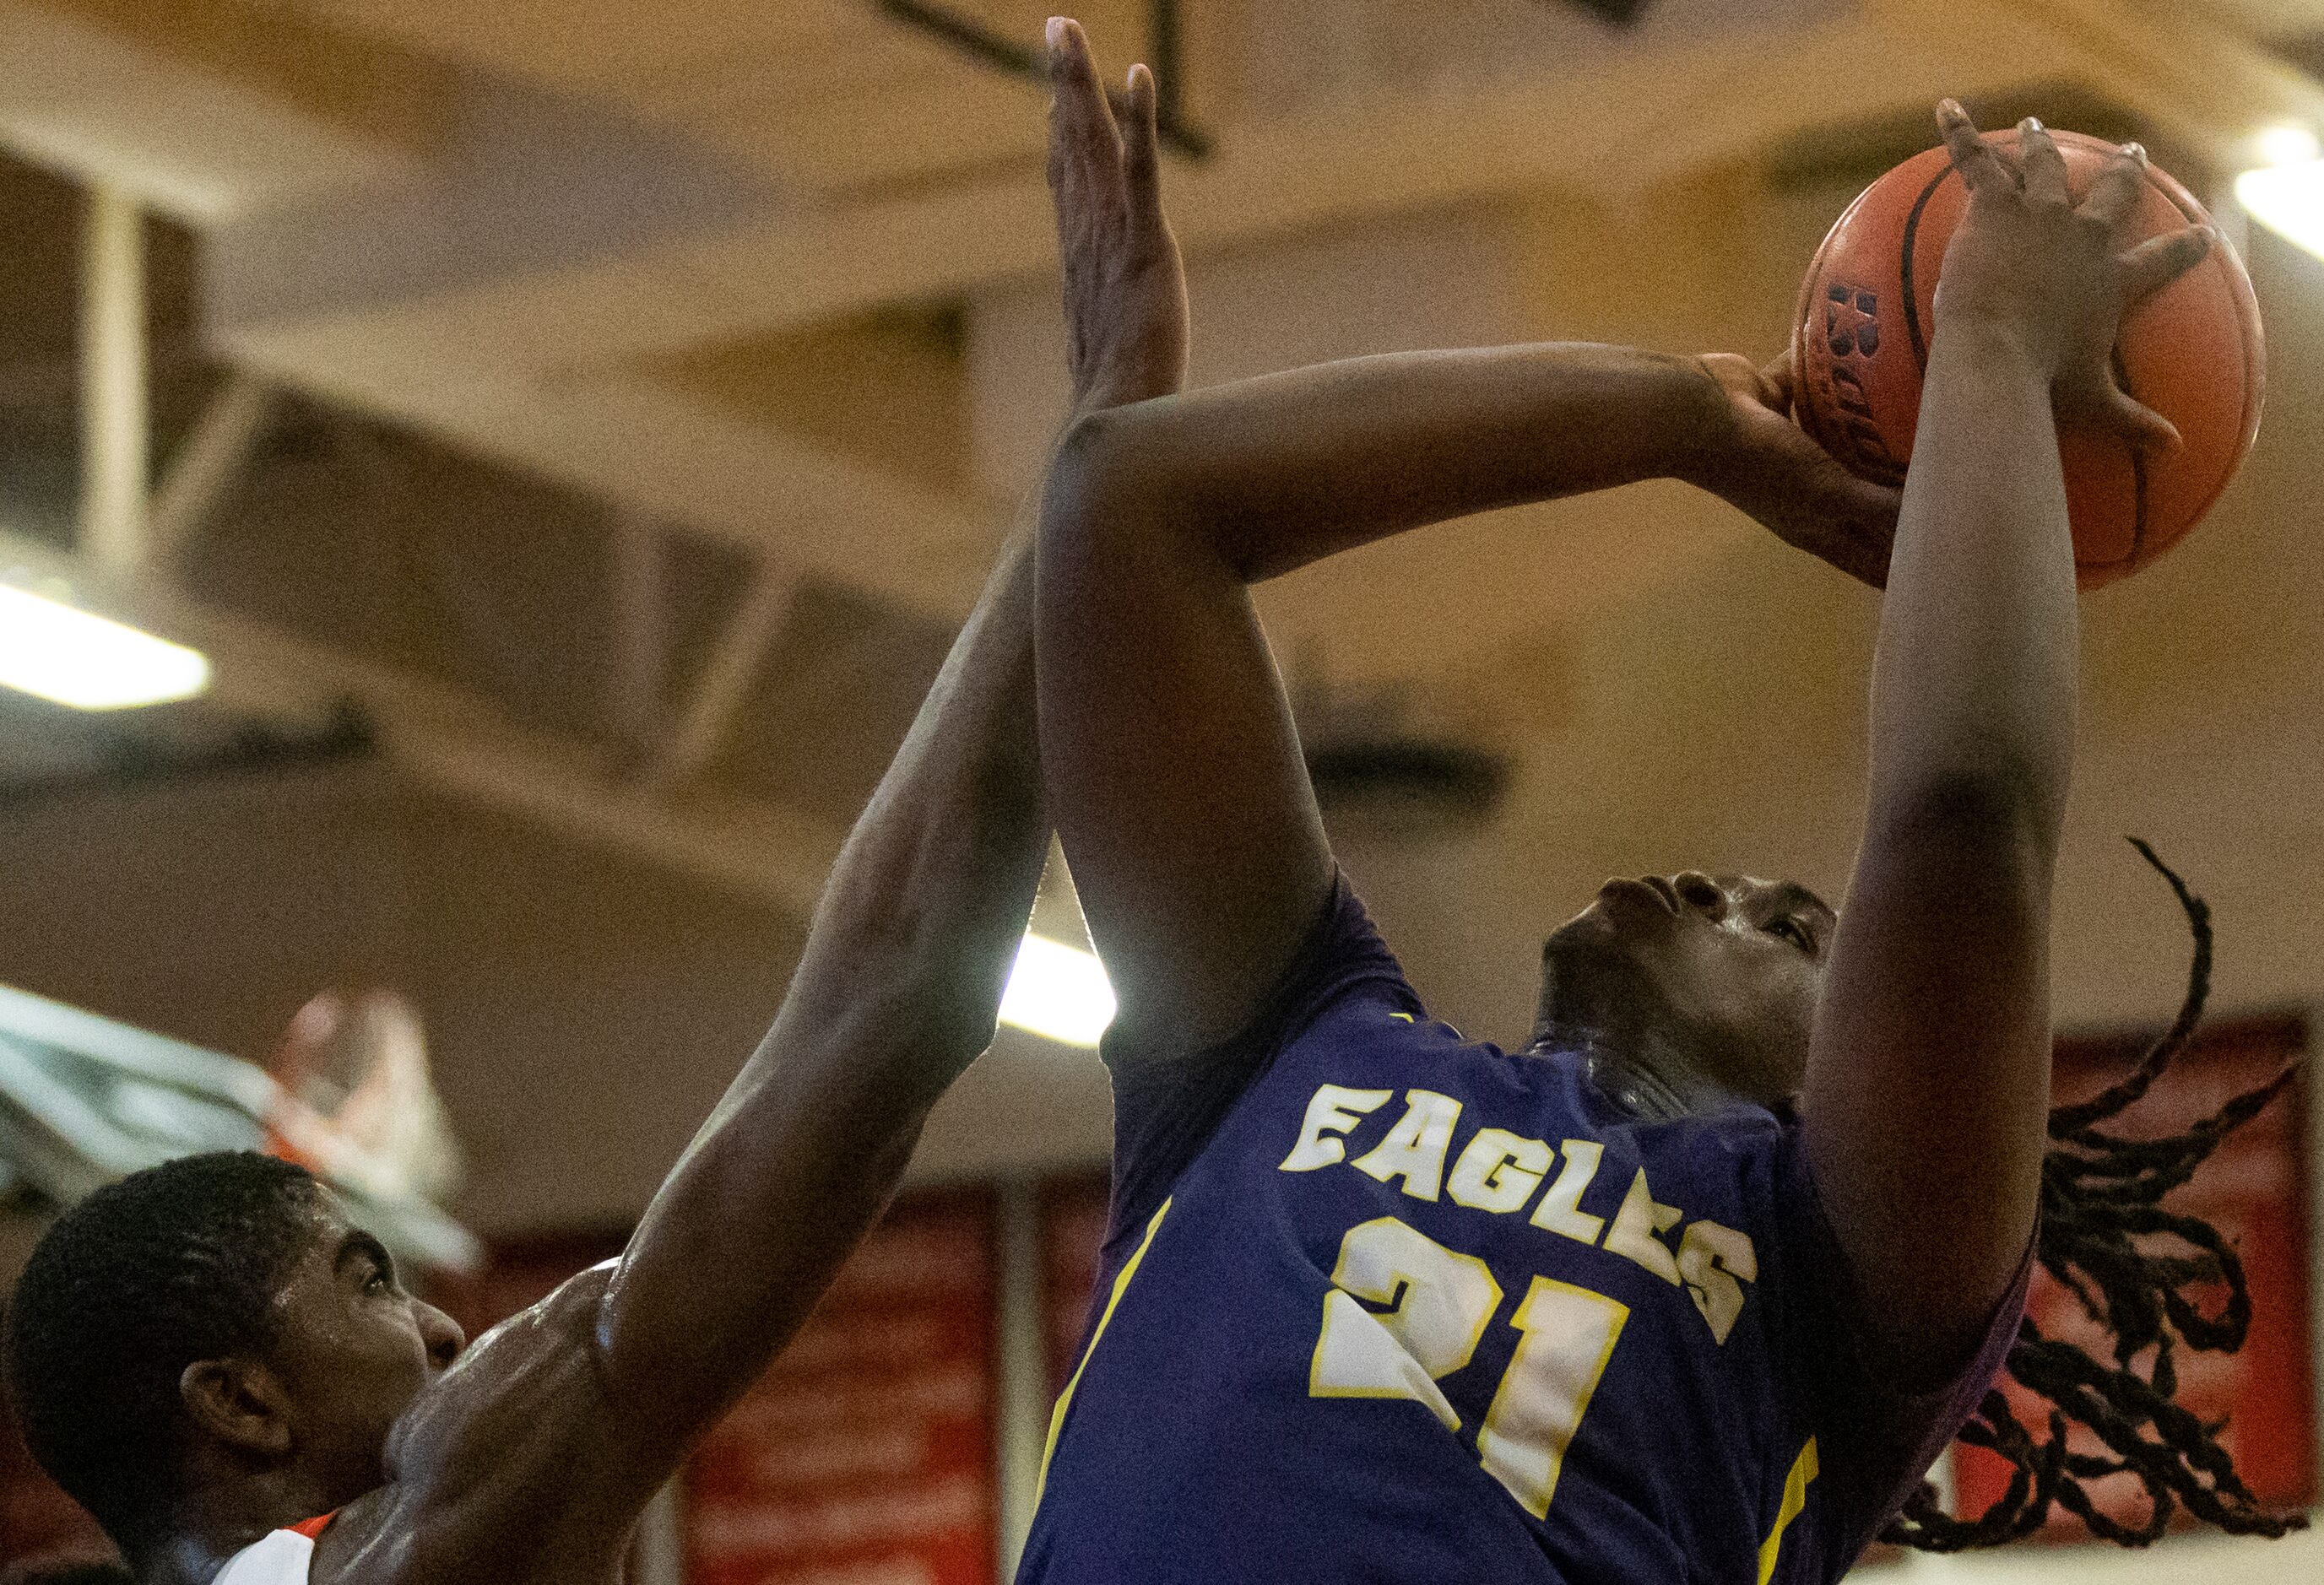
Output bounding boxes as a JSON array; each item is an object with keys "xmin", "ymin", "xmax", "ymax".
[
  {"xmin": 79, "ymin": 182, "xmax": 149, "ymax": 577},
  {"xmin": 149, "ymin": 373, "xmax": 277, "ymax": 564}
]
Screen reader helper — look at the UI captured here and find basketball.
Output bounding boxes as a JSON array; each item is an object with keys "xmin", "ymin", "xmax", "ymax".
[{"xmin": 1791, "ymin": 128, "xmax": 2265, "ymax": 587}]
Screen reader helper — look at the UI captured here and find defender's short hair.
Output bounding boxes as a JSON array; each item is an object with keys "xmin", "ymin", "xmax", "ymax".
[{"xmin": 3, "ymin": 1153, "xmax": 322, "ymax": 1547}]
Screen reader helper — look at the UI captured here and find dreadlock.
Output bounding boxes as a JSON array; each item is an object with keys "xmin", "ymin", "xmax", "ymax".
[{"xmin": 1884, "ymin": 839, "xmax": 2308, "ymax": 1550}]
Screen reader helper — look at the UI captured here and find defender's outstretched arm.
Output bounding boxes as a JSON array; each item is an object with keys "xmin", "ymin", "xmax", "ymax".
[
  {"xmin": 365, "ymin": 29, "xmax": 1189, "ymax": 1582},
  {"xmin": 592, "ymin": 17, "xmax": 1189, "ymax": 1453}
]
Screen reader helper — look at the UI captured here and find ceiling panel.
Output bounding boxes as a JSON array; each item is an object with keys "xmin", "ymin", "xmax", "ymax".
[
  {"xmin": 301, "ymin": 0, "xmax": 851, "ymax": 84},
  {"xmin": 293, "ymin": 0, "xmax": 1092, "ymax": 192},
  {"xmin": 2193, "ymin": 0, "xmax": 2324, "ymax": 43}
]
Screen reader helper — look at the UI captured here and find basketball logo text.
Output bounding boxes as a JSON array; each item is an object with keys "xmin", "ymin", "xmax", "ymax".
[{"xmin": 1816, "ymin": 280, "xmax": 1906, "ymax": 485}]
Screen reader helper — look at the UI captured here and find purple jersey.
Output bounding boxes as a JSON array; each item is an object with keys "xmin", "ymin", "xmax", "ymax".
[{"xmin": 1017, "ymin": 876, "xmax": 2027, "ymax": 1584}]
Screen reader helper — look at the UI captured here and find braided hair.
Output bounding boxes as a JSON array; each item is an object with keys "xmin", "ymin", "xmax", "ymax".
[
  {"xmin": 3, "ymin": 1152, "xmax": 323, "ymax": 1551},
  {"xmin": 1885, "ymin": 840, "xmax": 2308, "ymax": 1550}
]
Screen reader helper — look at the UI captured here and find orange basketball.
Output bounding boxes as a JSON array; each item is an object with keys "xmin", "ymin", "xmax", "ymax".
[{"xmin": 1791, "ymin": 129, "xmax": 2264, "ymax": 587}]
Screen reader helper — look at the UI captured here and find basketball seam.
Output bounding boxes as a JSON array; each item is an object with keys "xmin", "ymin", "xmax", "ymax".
[
  {"xmin": 1899, "ymin": 165, "xmax": 1954, "ymax": 375},
  {"xmin": 2148, "ymin": 181, "xmax": 2262, "ymax": 554},
  {"xmin": 2141, "ymin": 167, "xmax": 2266, "ymax": 471},
  {"xmin": 2106, "ymin": 344, "xmax": 2149, "ymax": 571},
  {"xmin": 2101, "ymin": 174, "xmax": 2257, "ymax": 575}
]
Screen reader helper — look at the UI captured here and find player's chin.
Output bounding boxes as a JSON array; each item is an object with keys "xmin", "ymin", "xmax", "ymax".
[{"xmin": 1536, "ymin": 928, "xmax": 1681, "ymax": 1057}]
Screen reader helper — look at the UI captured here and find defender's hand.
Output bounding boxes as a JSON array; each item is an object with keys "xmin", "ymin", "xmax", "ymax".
[
  {"xmin": 1932, "ymin": 102, "xmax": 2212, "ymax": 450},
  {"xmin": 1693, "ymin": 349, "xmax": 1899, "ymax": 589},
  {"xmin": 1048, "ymin": 17, "xmax": 1189, "ymax": 414}
]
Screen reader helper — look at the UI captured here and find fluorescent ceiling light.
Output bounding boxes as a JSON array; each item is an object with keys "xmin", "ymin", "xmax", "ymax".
[
  {"xmin": 2238, "ymin": 125, "xmax": 2324, "ymax": 262},
  {"xmin": 0, "ymin": 582, "xmax": 211, "ymax": 710},
  {"xmin": 2256, "ymin": 125, "xmax": 2321, "ymax": 169},
  {"xmin": 2236, "ymin": 160, "xmax": 2324, "ymax": 261},
  {"xmin": 999, "ymin": 933, "xmax": 1116, "ymax": 1048}
]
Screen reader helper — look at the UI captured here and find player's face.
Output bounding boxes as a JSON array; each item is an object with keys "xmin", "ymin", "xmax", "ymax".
[
  {"xmin": 262, "ymin": 1196, "xmax": 465, "ymax": 1498},
  {"xmin": 1535, "ymin": 872, "xmax": 1834, "ymax": 1106}
]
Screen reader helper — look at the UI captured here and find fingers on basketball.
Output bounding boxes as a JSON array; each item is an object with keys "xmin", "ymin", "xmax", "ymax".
[
  {"xmin": 2124, "ymin": 225, "xmax": 2215, "ymax": 303},
  {"xmin": 1936, "ymin": 100, "xmax": 2011, "ymax": 196},
  {"xmin": 2061, "ymin": 360, "xmax": 2184, "ymax": 453},
  {"xmin": 2096, "ymin": 385, "xmax": 2185, "ymax": 453},
  {"xmin": 2080, "ymin": 143, "xmax": 2148, "ymax": 233},
  {"xmin": 2017, "ymin": 119, "xmax": 2071, "ymax": 207},
  {"xmin": 1757, "ymin": 348, "xmax": 1798, "ymax": 416}
]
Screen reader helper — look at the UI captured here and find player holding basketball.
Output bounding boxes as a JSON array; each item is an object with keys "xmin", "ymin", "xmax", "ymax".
[
  {"xmin": 0, "ymin": 48, "xmax": 1188, "ymax": 1585},
  {"xmin": 1020, "ymin": 22, "xmax": 2233, "ymax": 1581}
]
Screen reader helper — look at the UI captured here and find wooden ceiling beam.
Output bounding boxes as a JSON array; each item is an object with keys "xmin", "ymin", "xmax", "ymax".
[{"xmin": 0, "ymin": 531, "xmax": 849, "ymax": 917}]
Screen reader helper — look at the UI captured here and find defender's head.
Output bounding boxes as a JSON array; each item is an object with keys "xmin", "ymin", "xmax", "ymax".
[
  {"xmin": 3, "ymin": 1153, "xmax": 463, "ymax": 1551},
  {"xmin": 1533, "ymin": 871, "xmax": 1834, "ymax": 1108}
]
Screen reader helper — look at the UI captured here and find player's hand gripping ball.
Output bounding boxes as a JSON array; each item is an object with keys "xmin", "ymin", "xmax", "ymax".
[{"xmin": 1791, "ymin": 124, "xmax": 2263, "ymax": 587}]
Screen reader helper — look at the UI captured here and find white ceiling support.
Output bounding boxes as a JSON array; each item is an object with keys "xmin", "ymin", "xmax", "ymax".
[
  {"xmin": 149, "ymin": 371, "xmax": 277, "ymax": 563},
  {"xmin": 609, "ymin": 511, "xmax": 667, "ymax": 760},
  {"xmin": 642, "ymin": 558, "xmax": 799, "ymax": 793},
  {"xmin": 187, "ymin": 0, "xmax": 2250, "ymax": 637},
  {"xmin": 203, "ymin": 68, "xmax": 782, "ymax": 341},
  {"xmin": 18, "ymin": 0, "xmax": 2316, "ymax": 681},
  {"xmin": 220, "ymin": 0, "xmax": 2090, "ymax": 376},
  {"xmin": 212, "ymin": 336, "xmax": 1008, "ymax": 617},
  {"xmin": 78, "ymin": 182, "xmax": 148, "ymax": 577},
  {"xmin": 200, "ymin": 5, "xmax": 1997, "ymax": 628},
  {"xmin": 0, "ymin": 530, "xmax": 846, "ymax": 917},
  {"xmin": 0, "ymin": 0, "xmax": 414, "ymax": 220}
]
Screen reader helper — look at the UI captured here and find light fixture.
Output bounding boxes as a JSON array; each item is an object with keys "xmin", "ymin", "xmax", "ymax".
[
  {"xmin": 2236, "ymin": 125, "xmax": 2324, "ymax": 262},
  {"xmin": 998, "ymin": 933, "xmax": 1116, "ymax": 1048},
  {"xmin": 2256, "ymin": 125, "xmax": 2321, "ymax": 169},
  {"xmin": 0, "ymin": 581, "xmax": 211, "ymax": 709}
]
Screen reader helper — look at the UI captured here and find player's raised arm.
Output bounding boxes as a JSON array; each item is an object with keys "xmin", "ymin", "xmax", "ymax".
[
  {"xmin": 1036, "ymin": 33, "xmax": 1899, "ymax": 1061},
  {"xmin": 1801, "ymin": 109, "xmax": 2213, "ymax": 1380}
]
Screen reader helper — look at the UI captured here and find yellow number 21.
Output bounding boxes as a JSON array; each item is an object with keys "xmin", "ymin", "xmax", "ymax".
[{"xmin": 1308, "ymin": 1217, "xmax": 1628, "ymax": 1518}]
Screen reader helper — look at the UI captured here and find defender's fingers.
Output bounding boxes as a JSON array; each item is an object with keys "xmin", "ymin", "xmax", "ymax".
[
  {"xmin": 2081, "ymin": 142, "xmax": 2148, "ymax": 232},
  {"xmin": 1122, "ymin": 64, "xmax": 1163, "ymax": 224},
  {"xmin": 1047, "ymin": 18, "xmax": 1124, "ymax": 178},
  {"xmin": 1044, "ymin": 26, "xmax": 1076, "ymax": 195},
  {"xmin": 2018, "ymin": 117, "xmax": 2069, "ymax": 206},
  {"xmin": 1937, "ymin": 99, "xmax": 2010, "ymax": 195},
  {"xmin": 2122, "ymin": 224, "xmax": 2213, "ymax": 302}
]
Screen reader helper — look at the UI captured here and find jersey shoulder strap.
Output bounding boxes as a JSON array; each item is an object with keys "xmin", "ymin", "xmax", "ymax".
[{"xmin": 213, "ymin": 1528, "xmax": 317, "ymax": 1585}]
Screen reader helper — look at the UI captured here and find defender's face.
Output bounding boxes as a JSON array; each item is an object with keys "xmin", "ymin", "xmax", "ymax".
[
  {"xmin": 1538, "ymin": 872, "xmax": 1834, "ymax": 1106},
  {"xmin": 263, "ymin": 1196, "xmax": 465, "ymax": 1498}
]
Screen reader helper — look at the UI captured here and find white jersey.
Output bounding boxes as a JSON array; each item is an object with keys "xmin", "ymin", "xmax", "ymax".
[{"xmin": 214, "ymin": 1528, "xmax": 315, "ymax": 1585}]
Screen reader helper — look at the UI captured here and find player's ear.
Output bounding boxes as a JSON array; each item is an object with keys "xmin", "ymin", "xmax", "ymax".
[{"xmin": 181, "ymin": 1356, "xmax": 295, "ymax": 1456}]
